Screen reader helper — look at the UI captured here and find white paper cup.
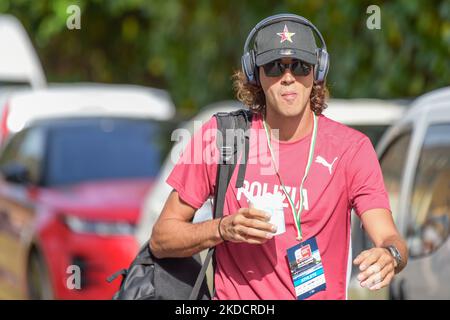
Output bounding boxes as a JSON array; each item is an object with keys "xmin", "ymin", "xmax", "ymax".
[
  {"xmin": 267, "ymin": 206, "xmax": 286, "ymax": 236},
  {"xmin": 248, "ymin": 193, "xmax": 286, "ymax": 236}
]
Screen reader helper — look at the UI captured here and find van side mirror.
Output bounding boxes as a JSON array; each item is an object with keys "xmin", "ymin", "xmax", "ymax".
[{"xmin": 0, "ymin": 163, "xmax": 31, "ymax": 184}]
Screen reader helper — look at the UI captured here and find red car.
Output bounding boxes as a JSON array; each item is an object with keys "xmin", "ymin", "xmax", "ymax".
[{"xmin": 0, "ymin": 116, "xmax": 173, "ymax": 299}]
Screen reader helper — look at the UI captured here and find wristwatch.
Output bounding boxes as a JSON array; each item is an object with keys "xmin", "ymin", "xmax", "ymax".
[{"xmin": 385, "ymin": 245, "xmax": 402, "ymax": 270}]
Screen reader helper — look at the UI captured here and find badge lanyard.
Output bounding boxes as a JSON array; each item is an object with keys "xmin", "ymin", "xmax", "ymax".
[{"xmin": 262, "ymin": 113, "xmax": 318, "ymax": 241}]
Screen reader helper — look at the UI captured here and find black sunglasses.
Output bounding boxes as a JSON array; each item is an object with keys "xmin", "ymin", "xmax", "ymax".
[{"xmin": 262, "ymin": 59, "xmax": 312, "ymax": 77}]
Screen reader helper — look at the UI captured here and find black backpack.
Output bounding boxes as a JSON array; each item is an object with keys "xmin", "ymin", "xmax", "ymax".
[{"xmin": 107, "ymin": 109, "xmax": 253, "ymax": 300}]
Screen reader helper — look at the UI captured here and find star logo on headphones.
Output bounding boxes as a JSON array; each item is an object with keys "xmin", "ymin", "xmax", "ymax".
[{"xmin": 277, "ymin": 24, "xmax": 295, "ymax": 43}]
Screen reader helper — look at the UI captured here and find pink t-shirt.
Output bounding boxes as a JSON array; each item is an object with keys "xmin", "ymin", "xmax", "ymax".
[{"xmin": 166, "ymin": 112, "xmax": 391, "ymax": 300}]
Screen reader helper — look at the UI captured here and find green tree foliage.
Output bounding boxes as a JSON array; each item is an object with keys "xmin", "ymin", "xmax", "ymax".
[{"xmin": 1, "ymin": 0, "xmax": 449, "ymax": 115}]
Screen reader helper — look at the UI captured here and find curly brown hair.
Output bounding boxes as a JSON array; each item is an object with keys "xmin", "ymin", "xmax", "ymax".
[{"xmin": 232, "ymin": 69, "xmax": 329, "ymax": 115}]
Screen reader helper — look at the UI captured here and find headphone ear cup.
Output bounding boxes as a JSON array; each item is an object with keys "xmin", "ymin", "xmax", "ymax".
[
  {"xmin": 242, "ymin": 51, "xmax": 257, "ymax": 85},
  {"xmin": 314, "ymin": 49, "xmax": 322, "ymax": 82},
  {"xmin": 314, "ymin": 48, "xmax": 329, "ymax": 83},
  {"xmin": 250, "ymin": 50, "xmax": 260, "ymax": 86}
]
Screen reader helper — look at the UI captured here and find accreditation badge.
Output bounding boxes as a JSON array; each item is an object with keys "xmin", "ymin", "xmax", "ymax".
[{"xmin": 287, "ymin": 237, "xmax": 326, "ymax": 300}]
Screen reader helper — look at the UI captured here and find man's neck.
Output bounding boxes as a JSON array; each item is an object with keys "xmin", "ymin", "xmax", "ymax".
[{"xmin": 264, "ymin": 104, "xmax": 314, "ymax": 142}]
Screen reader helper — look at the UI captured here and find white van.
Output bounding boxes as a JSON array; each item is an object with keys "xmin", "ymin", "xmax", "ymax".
[
  {"xmin": 375, "ymin": 87, "xmax": 450, "ymax": 299},
  {"xmin": 0, "ymin": 14, "xmax": 46, "ymax": 89},
  {"xmin": 0, "ymin": 14, "xmax": 47, "ymax": 144}
]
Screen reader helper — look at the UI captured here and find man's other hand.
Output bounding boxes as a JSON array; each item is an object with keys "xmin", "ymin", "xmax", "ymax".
[{"xmin": 353, "ymin": 248, "xmax": 396, "ymax": 290}]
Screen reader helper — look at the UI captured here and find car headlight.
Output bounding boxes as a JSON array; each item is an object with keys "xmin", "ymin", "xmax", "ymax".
[{"xmin": 62, "ymin": 215, "xmax": 135, "ymax": 235}]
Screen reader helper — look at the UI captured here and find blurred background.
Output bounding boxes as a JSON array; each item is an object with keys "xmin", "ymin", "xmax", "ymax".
[
  {"xmin": 0, "ymin": 0, "xmax": 449, "ymax": 300},
  {"xmin": 2, "ymin": 0, "xmax": 449, "ymax": 113}
]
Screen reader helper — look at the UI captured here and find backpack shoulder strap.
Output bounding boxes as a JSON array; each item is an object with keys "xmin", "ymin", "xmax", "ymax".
[
  {"xmin": 188, "ymin": 108, "xmax": 252, "ymax": 300},
  {"xmin": 213, "ymin": 108, "xmax": 253, "ymax": 219}
]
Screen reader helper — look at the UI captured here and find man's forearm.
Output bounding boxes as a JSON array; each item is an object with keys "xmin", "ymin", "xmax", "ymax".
[
  {"xmin": 379, "ymin": 235, "xmax": 408, "ymax": 273},
  {"xmin": 150, "ymin": 218, "xmax": 223, "ymax": 258}
]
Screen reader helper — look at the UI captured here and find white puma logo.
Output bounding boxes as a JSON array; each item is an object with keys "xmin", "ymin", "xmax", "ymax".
[{"xmin": 315, "ymin": 156, "xmax": 338, "ymax": 175}]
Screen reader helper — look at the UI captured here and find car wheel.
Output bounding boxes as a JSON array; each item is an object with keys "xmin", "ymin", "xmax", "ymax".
[{"xmin": 27, "ymin": 249, "xmax": 54, "ymax": 300}]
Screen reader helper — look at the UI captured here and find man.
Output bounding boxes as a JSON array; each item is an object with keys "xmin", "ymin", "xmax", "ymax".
[{"xmin": 150, "ymin": 14, "xmax": 407, "ymax": 300}]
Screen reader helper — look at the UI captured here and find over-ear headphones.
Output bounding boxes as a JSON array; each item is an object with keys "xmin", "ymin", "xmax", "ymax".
[{"xmin": 241, "ymin": 13, "xmax": 329, "ymax": 85}]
